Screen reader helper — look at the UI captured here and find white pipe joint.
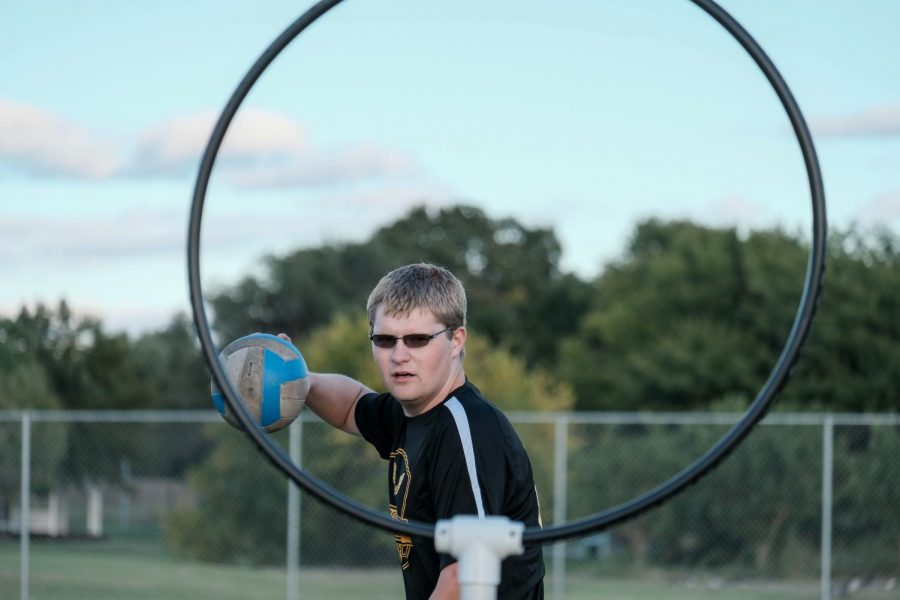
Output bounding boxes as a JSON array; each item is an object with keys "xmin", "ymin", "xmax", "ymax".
[{"xmin": 434, "ymin": 516, "xmax": 525, "ymax": 600}]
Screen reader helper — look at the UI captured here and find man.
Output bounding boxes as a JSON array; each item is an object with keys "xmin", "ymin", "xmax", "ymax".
[{"xmin": 288, "ymin": 263, "xmax": 544, "ymax": 599}]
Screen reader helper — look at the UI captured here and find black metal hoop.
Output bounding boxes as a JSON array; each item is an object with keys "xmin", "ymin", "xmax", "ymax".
[{"xmin": 188, "ymin": 0, "xmax": 826, "ymax": 545}]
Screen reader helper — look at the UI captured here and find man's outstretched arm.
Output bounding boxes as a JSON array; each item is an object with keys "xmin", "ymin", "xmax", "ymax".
[
  {"xmin": 278, "ymin": 333, "xmax": 372, "ymax": 435},
  {"xmin": 306, "ymin": 372, "xmax": 372, "ymax": 435}
]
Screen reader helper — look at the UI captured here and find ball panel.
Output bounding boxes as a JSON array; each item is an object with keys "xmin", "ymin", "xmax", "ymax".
[
  {"xmin": 279, "ymin": 377, "xmax": 309, "ymax": 421},
  {"xmin": 260, "ymin": 348, "xmax": 278, "ymax": 427},
  {"xmin": 222, "ymin": 333, "xmax": 304, "ymax": 364},
  {"xmin": 238, "ymin": 347, "xmax": 265, "ymax": 409},
  {"xmin": 211, "ymin": 391, "xmax": 225, "ymax": 415},
  {"xmin": 263, "ymin": 418, "xmax": 292, "ymax": 434},
  {"xmin": 213, "ymin": 346, "xmax": 260, "ymax": 427}
]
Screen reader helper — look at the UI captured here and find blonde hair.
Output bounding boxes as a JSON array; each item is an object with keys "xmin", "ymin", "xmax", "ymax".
[{"xmin": 366, "ymin": 263, "xmax": 467, "ymax": 335}]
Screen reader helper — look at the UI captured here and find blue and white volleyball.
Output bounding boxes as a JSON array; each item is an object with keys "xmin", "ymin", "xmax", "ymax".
[{"xmin": 211, "ymin": 333, "xmax": 309, "ymax": 433}]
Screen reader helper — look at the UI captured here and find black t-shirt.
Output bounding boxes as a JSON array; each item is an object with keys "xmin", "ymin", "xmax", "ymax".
[{"xmin": 355, "ymin": 380, "xmax": 545, "ymax": 600}]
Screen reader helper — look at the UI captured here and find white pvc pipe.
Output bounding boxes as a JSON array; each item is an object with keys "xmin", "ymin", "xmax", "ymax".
[{"xmin": 435, "ymin": 516, "xmax": 525, "ymax": 600}]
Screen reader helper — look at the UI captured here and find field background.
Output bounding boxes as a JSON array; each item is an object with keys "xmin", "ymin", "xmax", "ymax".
[
  {"xmin": 5, "ymin": 539, "xmax": 888, "ymax": 600},
  {"xmin": 2, "ymin": 413, "xmax": 898, "ymax": 599}
]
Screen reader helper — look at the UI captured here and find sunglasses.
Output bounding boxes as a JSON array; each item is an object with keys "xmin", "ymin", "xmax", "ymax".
[{"xmin": 369, "ymin": 326, "xmax": 454, "ymax": 349}]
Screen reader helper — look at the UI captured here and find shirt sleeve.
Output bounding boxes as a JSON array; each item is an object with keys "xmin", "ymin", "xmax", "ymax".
[{"xmin": 353, "ymin": 392, "xmax": 397, "ymax": 459}]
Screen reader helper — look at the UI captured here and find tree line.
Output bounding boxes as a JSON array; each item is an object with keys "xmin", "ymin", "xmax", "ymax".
[
  {"xmin": 2, "ymin": 204, "xmax": 899, "ymax": 415},
  {"xmin": 2, "ymin": 204, "xmax": 898, "ymax": 567},
  {"xmin": 0, "ymin": 206, "xmax": 900, "ymax": 411}
]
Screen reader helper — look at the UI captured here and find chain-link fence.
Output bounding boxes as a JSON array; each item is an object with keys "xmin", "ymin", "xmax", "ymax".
[{"xmin": 1, "ymin": 410, "xmax": 898, "ymax": 599}]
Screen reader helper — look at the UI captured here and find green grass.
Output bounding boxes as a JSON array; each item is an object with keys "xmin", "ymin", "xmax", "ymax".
[
  {"xmin": 2, "ymin": 539, "xmax": 898, "ymax": 599},
  {"xmin": 0, "ymin": 539, "xmax": 402, "ymax": 600}
]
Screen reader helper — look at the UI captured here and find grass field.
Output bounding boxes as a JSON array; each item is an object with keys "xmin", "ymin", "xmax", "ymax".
[{"xmin": 2, "ymin": 539, "xmax": 897, "ymax": 599}]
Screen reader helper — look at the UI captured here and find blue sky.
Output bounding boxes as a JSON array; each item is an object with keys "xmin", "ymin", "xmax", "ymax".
[{"xmin": 2, "ymin": 1, "xmax": 898, "ymax": 334}]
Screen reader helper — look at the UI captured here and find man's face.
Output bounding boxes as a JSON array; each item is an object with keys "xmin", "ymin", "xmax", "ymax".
[{"xmin": 371, "ymin": 305, "xmax": 466, "ymax": 416}]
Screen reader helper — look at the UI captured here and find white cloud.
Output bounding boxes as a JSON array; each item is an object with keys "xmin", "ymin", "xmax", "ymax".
[
  {"xmin": 0, "ymin": 99, "xmax": 121, "ymax": 178},
  {"xmin": 0, "ymin": 203, "xmax": 313, "ymax": 266},
  {"xmin": 0, "ymin": 209, "xmax": 186, "ymax": 263},
  {"xmin": 811, "ymin": 103, "xmax": 900, "ymax": 138},
  {"xmin": 129, "ymin": 108, "xmax": 309, "ymax": 176},
  {"xmin": 0, "ymin": 99, "xmax": 417, "ymax": 189},
  {"xmin": 130, "ymin": 108, "xmax": 416, "ymax": 187},
  {"xmin": 228, "ymin": 142, "xmax": 415, "ymax": 188},
  {"xmin": 1, "ymin": 180, "xmax": 455, "ymax": 268}
]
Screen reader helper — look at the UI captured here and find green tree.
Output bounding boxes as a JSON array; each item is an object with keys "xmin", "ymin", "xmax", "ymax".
[
  {"xmin": 368, "ymin": 205, "xmax": 591, "ymax": 365},
  {"xmin": 663, "ymin": 426, "xmax": 822, "ymax": 576},
  {"xmin": 210, "ymin": 241, "xmax": 395, "ymax": 344},
  {"xmin": 559, "ymin": 220, "xmax": 777, "ymax": 411},
  {"xmin": 0, "ymin": 357, "xmax": 68, "ymax": 524},
  {"xmin": 566, "ymin": 423, "xmax": 822, "ymax": 576},
  {"xmin": 0, "ymin": 301, "xmax": 156, "ymax": 412},
  {"xmin": 566, "ymin": 423, "xmax": 713, "ymax": 566},
  {"xmin": 210, "ymin": 204, "xmax": 591, "ymax": 367},
  {"xmin": 0, "ymin": 305, "xmax": 71, "ymax": 517},
  {"xmin": 787, "ymin": 229, "xmax": 900, "ymax": 411},
  {"xmin": 131, "ymin": 314, "xmax": 209, "ymax": 409},
  {"xmin": 163, "ymin": 426, "xmax": 289, "ymax": 564},
  {"xmin": 0, "ymin": 303, "xmax": 177, "ymax": 486},
  {"xmin": 126, "ymin": 314, "xmax": 215, "ymax": 477},
  {"xmin": 832, "ymin": 425, "xmax": 900, "ymax": 576},
  {"xmin": 463, "ymin": 335, "xmax": 574, "ymax": 412},
  {"xmin": 559, "ymin": 220, "xmax": 900, "ymax": 412}
]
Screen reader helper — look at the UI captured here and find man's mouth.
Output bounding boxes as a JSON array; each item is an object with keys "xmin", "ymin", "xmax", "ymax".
[{"xmin": 392, "ymin": 371, "xmax": 415, "ymax": 381}]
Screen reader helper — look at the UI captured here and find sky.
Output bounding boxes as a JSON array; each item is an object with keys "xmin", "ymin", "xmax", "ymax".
[{"xmin": 2, "ymin": 0, "xmax": 899, "ymax": 335}]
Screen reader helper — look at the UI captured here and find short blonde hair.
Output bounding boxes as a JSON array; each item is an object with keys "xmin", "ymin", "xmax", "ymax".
[{"xmin": 366, "ymin": 263, "xmax": 467, "ymax": 334}]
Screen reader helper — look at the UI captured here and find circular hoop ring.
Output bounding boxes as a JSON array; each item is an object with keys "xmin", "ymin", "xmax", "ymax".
[{"xmin": 188, "ymin": 0, "xmax": 826, "ymax": 545}]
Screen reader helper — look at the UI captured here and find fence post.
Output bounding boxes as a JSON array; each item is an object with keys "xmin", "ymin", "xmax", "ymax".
[
  {"xmin": 20, "ymin": 411, "xmax": 31, "ymax": 600},
  {"xmin": 551, "ymin": 414, "xmax": 568, "ymax": 600},
  {"xmin": 286, "ymin": 419, "xmax": 303, "ymax": 600},
  {"xmin": 820, "ymin": 415, "xmax": 834, "ymax": 600},
  {"xmin": 119, "ymin": 459, "xmax": 132, "ymax": 529}
]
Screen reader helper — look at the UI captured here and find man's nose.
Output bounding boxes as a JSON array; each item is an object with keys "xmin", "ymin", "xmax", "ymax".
[{"xmin": 391, "ymin": 340, "xmax": 412, "ymax": 361}]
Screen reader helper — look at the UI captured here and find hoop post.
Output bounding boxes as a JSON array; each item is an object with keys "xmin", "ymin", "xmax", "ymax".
[{"xmin": 434, "ymin": 516, "xmax": 525, "ymax": 600}]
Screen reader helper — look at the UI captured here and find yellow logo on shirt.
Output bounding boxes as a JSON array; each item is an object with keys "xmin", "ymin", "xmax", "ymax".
[{"xmin": 389, "ymin": 448, "xmax": 413, "ymax": 569}]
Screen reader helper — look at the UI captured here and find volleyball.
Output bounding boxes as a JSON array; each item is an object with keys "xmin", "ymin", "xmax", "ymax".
[{"xmin": 210, "ymin": 333, "xmax": 309, "ymax": 433}]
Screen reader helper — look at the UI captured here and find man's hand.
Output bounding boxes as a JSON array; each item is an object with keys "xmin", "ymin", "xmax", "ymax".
[{"xmin": 429, "ymin": 563, "xmax": 460, "ymax": 600}]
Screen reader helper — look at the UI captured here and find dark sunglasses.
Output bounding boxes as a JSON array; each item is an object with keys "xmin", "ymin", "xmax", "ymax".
[{"xmin": 369, "ymin": 326, "xmax": 454, "ymax": 349}]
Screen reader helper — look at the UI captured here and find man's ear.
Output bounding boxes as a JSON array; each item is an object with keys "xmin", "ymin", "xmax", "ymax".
[{"xmin": 451, "ymin": 326, "xmax": 467, "ymax": 357}]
